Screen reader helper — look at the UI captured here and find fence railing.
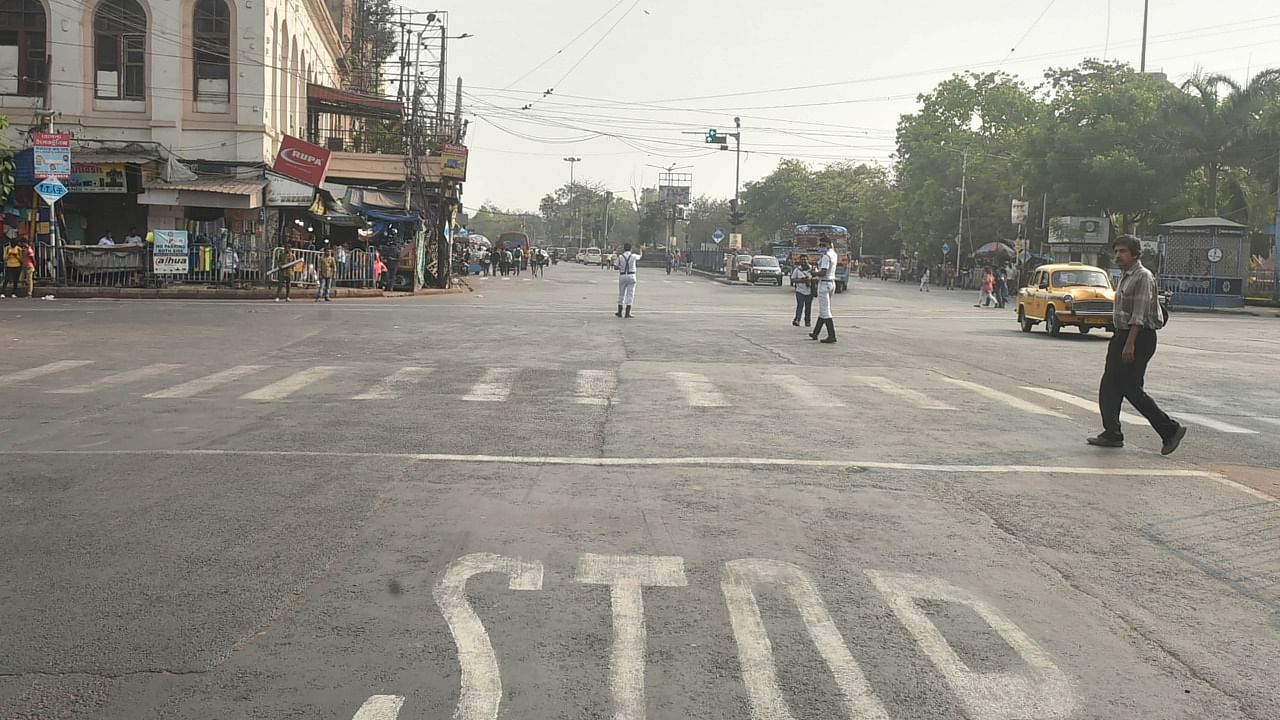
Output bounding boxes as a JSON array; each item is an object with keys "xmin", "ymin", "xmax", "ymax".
[
  {"xmin": 1248, "ymin": 270, "xmax": 1274, "ymax": 298},
  {"xmin": 31, "ymin": 243, "xmax": 380, "ymax": 289}
]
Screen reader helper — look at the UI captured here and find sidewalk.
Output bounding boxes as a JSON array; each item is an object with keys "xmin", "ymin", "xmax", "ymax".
[{"xmin": 31, "ymin": 286, "xmax": 465, "ymax": 300}]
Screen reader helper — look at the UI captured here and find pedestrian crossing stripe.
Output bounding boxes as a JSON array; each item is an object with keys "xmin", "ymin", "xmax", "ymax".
[{"xmin": 3, "ymin": 360, "xmax": 1275, "ymax": 434}]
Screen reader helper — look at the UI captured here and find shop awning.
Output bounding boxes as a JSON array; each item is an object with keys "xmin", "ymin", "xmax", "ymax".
[
  {"xmin": 349, "ymin": 204, "xmax": 420, "ymax": 224},
  {"xmin": 139, "ymin": 177, "xmax": 267, "ymax": 209}
]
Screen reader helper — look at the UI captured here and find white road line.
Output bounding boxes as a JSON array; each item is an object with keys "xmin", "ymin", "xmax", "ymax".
[
  {"xmin": 352, "ymin": 367, "xmax": 433, "ymax": 401},
  {"xmin": 943, "ymin": 378, "xmax": 1066, "ymax": 418},
  {"xmin": 574, "ymin": 369, "xmax": 617, "ymax": 406},
  {"xmin": 144, "ymin": 365, "xmax": 269, "ymax": 399},
  {"xmin": 1175, "ymin": 412, "xmax": 1257, "ymax": 435},
  {"xmin": 853, "ymin": 376, "xmax": 955, "ymax": 410},
  {"xmin": 51, "ymin": 363, "xmax": 184, "ymax": 394},
  {"xmin": 668, "ymin": 371, "xmax": 729, "ymax": 407},
  {"xmin": 1021, "ymin": 387, "xmax": 1143, "ymax": 425},
  {"xmin": 0, "ymin": 449, "xmax": 1225, "ymax": 479},
  {"xmin": 240, "ymin": 366, "xmax": 345, "ymax": 401},
  {"xmin": 577, "ymin": 555, "xmax": 688, "ymax": 720},
  {"xmin": 0, "ymin": 360, "xmax": 93, "ymax": 383},
  {"xmin": 351, "ymin": 695, "xmax": 405, "ymax": 720},
  {"xmin": 770, "ymin": 374, "xmax": 844, "ymax": 407},
  {"xmin": 1256, "ymin": 418, "xmax": 1280, "ymax": 428},
  {"xmin": 463, "ymin": 368, "xmax": 517, "ymax": 402},
  {"xmin": 866, "ymin": 570, "xmax": 1075, "ymax": 719},
  {"xmin": 433, "ymin": 553, "xmax": 544, "ymax": 720},
  {"xmin": 723, "ymin": 559, "xmax": 890, "ymax": 720}
]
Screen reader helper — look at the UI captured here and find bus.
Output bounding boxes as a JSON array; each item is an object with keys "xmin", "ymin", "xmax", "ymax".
[
  {"xmin": 792, "ymin": 224, "xmax": 851, "ymax": 292},
  {"xmin": 497, "ymin": 231, "xmax": 531, "ymax": 270}
]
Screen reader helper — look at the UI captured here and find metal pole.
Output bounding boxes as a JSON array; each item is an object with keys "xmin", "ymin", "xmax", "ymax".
[
  {"xmin": 437, "ymin": 22, "xmax": 448, "ymax": 140},
  {"xmin": 955, "ymin": 151, "xmax": 966, "ymax": 278},
  {"xmin": 1140, "ymin": 0, "xmax": 1150, "ymax": 72},
  {"xmin": 732, "ymin": 116, "xmax": 742, "ymax": 236},
  {"xmin": 1273, "ymin": 147, "xmax": 1280, "ymax": 301}
]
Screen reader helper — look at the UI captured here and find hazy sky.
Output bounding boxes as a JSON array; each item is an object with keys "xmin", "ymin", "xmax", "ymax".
[{"xmin": 428, "ymin": 0, "xmax": 1278, "ymax": 214}]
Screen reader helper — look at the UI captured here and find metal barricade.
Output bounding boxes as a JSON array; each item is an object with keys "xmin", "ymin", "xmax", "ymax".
[
  {"xmin": 269, "ymin": 247, "xmax": 323, "ymax": 287},
  {"xmin": 338, "ymin": 248, "xmax": 376, "ymax": 287},
  {"xmin": 59, "ymin": 245, "xmax": 148, "ymax": 287}
]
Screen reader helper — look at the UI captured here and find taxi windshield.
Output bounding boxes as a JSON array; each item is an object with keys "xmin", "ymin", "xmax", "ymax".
[{"xmin": 1052, "ymin": 270, "xmax": 1110, "ymax": 288}]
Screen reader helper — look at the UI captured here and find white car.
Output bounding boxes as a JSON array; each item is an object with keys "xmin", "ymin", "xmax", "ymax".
[
  {"xmin": 576, "ymin": 250, "xmax": 589, "ymax": 263},
  {"xmin": 584, "ymin": 248, "xmax": 603, "ymax": 265}
]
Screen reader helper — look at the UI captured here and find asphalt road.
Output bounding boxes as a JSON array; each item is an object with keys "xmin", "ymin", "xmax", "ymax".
[{"xmin": 2, "ymin": 262, "xmax": 1279, "ymax": 719}]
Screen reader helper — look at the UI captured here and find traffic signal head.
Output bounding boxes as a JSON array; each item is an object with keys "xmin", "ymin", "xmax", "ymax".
[{"xmin": 705, "ymin": 129, "xmax": 719, "ymax": 144}]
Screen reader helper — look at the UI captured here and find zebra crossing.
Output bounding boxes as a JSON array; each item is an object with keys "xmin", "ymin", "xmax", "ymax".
[{"xmin": 2, "ymin": 359, "xmax": 1276, "ymax": 436}]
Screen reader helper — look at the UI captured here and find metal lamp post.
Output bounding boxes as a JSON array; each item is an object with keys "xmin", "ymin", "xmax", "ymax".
[{"xmin": 564, "ymin": 157, "xmax": 581, "ymax": 248}]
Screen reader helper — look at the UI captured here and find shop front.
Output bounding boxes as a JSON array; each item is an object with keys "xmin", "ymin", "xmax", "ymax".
[{"xmin": 138, "ymin": 176, "xmax": 267, "ymax": 283}]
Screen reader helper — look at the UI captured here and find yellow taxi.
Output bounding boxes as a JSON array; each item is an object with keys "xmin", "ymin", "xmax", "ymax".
[{"xmin": 1016, "ymin": 262, "xmax": 1116, "ymax": 335}]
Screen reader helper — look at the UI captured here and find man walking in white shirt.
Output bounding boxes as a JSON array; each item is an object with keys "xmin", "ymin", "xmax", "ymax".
[{"xmin": 615, "ymin": 243, "xmax": 638, "ymax": 318}]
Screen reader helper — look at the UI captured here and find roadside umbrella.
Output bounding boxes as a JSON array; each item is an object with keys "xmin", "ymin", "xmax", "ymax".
[{"xmin": 973, "ymin": 241, "xmax": 1015, "ymax": 257}]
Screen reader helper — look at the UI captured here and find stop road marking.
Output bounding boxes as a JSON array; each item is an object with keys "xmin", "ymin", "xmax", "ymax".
[{"xmin": 353, "ymin": 553, "xmax": 1075, "ymax": 720}]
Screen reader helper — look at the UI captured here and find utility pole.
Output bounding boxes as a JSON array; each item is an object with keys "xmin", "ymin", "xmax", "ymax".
[
  {"xmin": 454, "ymin": 77, "xmax": 463, "ymax": 141},
  {"xmin": 563, "ymin": 157, "xmax": 581, "ymax": 248},
  {"xmin": 732, "ymin": 116, "xmax": 742, "ymax": 239},
  {"xmin": 955, "ymin": 151, "xmax": 967, "ymax": 275},
  {"xmin": 1140, "ymin": 0, "xmax": 1150, "ymax": 72},
  {"xmin": 1274, "ymin": 147, "xmax": 1280, "ymax": 301},
  {"xmin": 437, "ymin": 20, "xmax": 448, "ymax": 141}
]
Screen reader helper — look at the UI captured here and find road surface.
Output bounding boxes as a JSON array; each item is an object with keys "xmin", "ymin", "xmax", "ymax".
[{"xmin": 2, "ymin": 263, "xmax": 1279, "ymax": 719}]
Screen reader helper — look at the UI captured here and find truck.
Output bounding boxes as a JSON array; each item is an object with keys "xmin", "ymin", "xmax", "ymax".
[{"xmin": 791, "ymin": 224, "xmax": 851, "ymax": 292}]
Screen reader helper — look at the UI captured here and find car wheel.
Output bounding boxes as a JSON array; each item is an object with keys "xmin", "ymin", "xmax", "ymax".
[
  {"xmin": 1018, "ymin": 306, "xmax": 1033, "ymax": 333},
  {"xmin": 1046, "ymin": 307, "xmax": 1061, "ymax": 336},
  {"xmin": 1078, "ymin": 326, "xmax": 1092, "ymax": 335}
]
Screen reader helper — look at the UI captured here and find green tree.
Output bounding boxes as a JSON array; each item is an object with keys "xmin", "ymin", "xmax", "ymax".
[
  {"xmin": 1167, "ymin": 69, "xmax": 1280, "ymax": 217},
  {"xmin": 1020, "ymin": 60, "xmax": 1188, "ymax": 234},
  {"xmin": 895, "ymin": 71, "xmax": 1043, "ymax": 261},
  {"xmin": 740, "ymin": 159, "xmax": 898, "ymax": 254}
]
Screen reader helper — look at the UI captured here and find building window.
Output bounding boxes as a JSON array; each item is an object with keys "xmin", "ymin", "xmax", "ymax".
[
  {"xmin": 0, "ymin": 0, "xmax": 47, "ymax": 97},
  {"xmin": 94, "ymin": 0, "xmax": 146, "ymax": 100},
  {"xmin": 193, "ymin": 0, "xmax": 229, "ymax": 103}
]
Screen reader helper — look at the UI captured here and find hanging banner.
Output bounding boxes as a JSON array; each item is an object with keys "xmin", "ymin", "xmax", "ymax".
[
  {"xmin": 67, "ymin": 162, "xmax": 128, "ymax": 193},
  {"xmin": 439, "ymin": 143, "xmax": 469, "ymax": 180},
  {"xmin": 33, "ymin": 131, "xmax": 72, "ymax": 180},
  {"xmin": 153, "ymin": 229, "xmax": 190, "ymax": 274},
  {"xmin": 1011, "ymin": 199, "xmax": 1030, "ymax": 225}
]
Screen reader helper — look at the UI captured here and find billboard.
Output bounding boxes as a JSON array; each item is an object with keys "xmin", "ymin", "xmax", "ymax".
[
  {"xmin": 440, "ymin": 143, "xmax": 468, "ymax": 180},
  {"xmin": 152, "ymin": 229, "xmax": 189, "ymax": 274},
  {"xmin": 658, "ymin": 185, "xmax": 691, "ymax": 205},
  {"xmin": 33, "ymin": 131, "xmax": 72, "ymax": 180},
  {"xmin": 272, "ymin": 134, "xmax": 331, "ymax": 186}
]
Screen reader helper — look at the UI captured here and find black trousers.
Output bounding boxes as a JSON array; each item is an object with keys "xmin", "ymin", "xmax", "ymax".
[
  {"xmin": 0, "ymin": 266, "xmax": 18, "ymax": 294},
  {"xmin": 1098, "ymin": 327, "xmax": 1178, "ymax": 441},
  {"xmin": 793, "ymin": 292, "xmax": 813, "ymax": 323}
]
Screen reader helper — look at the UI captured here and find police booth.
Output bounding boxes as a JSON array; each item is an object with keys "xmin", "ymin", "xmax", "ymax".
[{"xmin": 1157, "ymin": 217, "xmax": 1248, "ymax": 309}]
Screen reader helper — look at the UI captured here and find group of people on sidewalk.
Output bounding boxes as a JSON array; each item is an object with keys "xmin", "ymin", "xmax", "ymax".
[{"xmin": 1, "ymin": 237, "xmax": 37, "ymax": 298}]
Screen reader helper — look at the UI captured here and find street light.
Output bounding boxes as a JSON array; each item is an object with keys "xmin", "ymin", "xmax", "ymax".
[{"xmin": 564, "ymin": 157, "xmax": 582, "ymax": 248}]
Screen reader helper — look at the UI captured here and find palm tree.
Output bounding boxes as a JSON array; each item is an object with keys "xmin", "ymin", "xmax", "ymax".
[{"xmin": 1168, "ymin": 69, "xmax": 1280, "ymax": 216}]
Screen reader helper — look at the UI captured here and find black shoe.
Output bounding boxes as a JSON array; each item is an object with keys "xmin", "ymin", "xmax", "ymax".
[
  {"xmin": 809, "ymin": 333, "xmax": 819, "ymax": 340},
  {"xmin": 616, "ymin": 304, "xmax": 623, "ymax": 317},
  {"xmin": 793, "ymin": 320, "xmax": 800, "ymax": 326},
  {"xmin": 805, "ymin": 322, "xmax": 811, "ymax": 327},
  {"xmin": 1086, "ymin": 434, "xmax": 1124, "ymax": 448},
  {"xmin": 625, "ymin": 306, "xmax": 632, "ymax": 318},
  {"xmin": 1161, "ymin": 425, "xmax": 1187, "ymax": 456},
  {"xmin": 820, "ymin": 337, "xmax": 837, "ymax": 344}
]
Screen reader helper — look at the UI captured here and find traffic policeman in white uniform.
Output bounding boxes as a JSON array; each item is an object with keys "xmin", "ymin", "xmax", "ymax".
[
  {"xmin": 616, "ymin": 243, "xmax": 638, "ymax": 318},
  {"xmin": 809, "ymin": 235, "xmax": 838, "ymax": 343}
]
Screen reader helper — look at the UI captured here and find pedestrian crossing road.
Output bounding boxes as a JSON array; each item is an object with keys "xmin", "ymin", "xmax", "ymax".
[{"xmin": 1, "ymin": 359, "xmax": 1273, "ymax": 436}]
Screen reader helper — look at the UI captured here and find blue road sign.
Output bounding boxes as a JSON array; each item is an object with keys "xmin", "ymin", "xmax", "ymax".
[
  {"xmin": 35, "ymin": 177, "xmax": 68, "ymax": 205},
  {"xmin": 712, "ymin": 229, "xmax": 725, "ymax": 242},
  {"xmin": 942, "ymin": 242, "xmax": 951, "ymax": 255}
]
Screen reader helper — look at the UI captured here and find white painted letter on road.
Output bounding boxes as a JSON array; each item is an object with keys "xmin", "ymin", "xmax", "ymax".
[
  {"xmin": 576, "ymin": 553, "xmax": 689, "ymax": 720},
  {"xmin": 432, "ymin": 553, "xmax": 544, "ymax": 720},
  {"xmin": 351, "ymin": 694, "xmax": 405, "ymax": 720},
  {"xmin": 865, "ymin": 570, "xmax": 1075, "ymax": 720},
  {"xmin": 721, "ymin": 559, "xmax": 890, "ymax": 720}
]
